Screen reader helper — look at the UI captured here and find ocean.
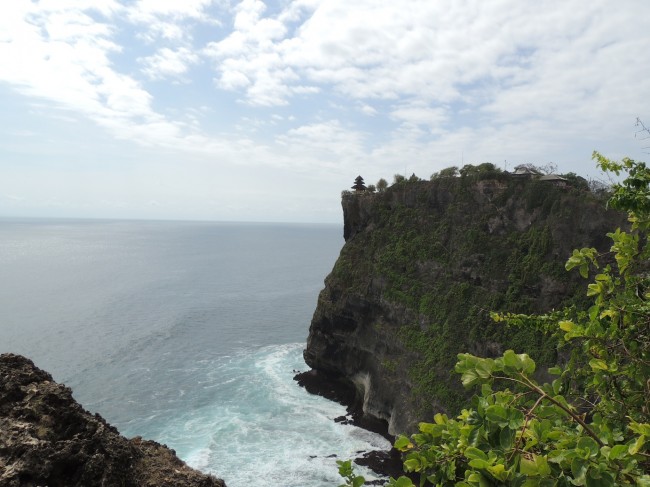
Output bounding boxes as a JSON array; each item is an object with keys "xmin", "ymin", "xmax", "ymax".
[{"xmin": 0, "ymin": 218, "xmax": 390, "ymax": 486}]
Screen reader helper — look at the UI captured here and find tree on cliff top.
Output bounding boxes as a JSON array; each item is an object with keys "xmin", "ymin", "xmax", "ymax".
[{"xmin": 431, "ymin": 166, "xmax": 459, "ymax": 179}]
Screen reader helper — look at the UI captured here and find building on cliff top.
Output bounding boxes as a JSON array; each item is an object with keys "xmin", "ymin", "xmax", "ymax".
[
  {"xmin": 509, "ymin": 166, "xmax": 568, "ymax": 187},
  {"xmin": 539, "ymin": 174, "xmax": 569, "ymax": 186},
  {"xmin": 352, "ymin": 175, "xmax": 367, "ymax": 191},
  {"xmin": 511, "ymin": 164, "xmax": 543, "ymax": 178}
]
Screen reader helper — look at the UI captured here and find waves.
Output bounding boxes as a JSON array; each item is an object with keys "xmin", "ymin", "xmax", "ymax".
[{"xmin": 121, "ymin": 344, "xmax": 390, "ymax": 487}]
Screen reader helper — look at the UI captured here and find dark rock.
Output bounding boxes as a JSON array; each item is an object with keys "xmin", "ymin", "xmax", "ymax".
[
  {"xmin": 0, "ymin": 353, "xmax": 226, "ymax": 487},
  {"xmin": 294, "ymin": 369, "xmax": 392, "ymax": 441},
  {"xmin": 294, "ymin": 369, "xmax": 357, "ymax": 407},
  {"xmin": 354, "ymin": 449, "xmax": 410, "ymax": 482}
]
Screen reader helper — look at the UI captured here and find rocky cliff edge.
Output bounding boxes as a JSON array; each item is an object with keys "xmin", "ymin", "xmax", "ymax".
[{"xmin": 0, "ymin": 353, "xmax": 226, "ymax": 487}]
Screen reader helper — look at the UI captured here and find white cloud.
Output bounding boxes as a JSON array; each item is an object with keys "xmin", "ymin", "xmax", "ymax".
[
  {"xmin": 127, "ymin": 0, "xmax": 221, "ymax": 43},
  {"xmin": 28, "ymin": 0, "xmax": 123, "ymax": 17},
  {"xmin": 204, "ymin": 0, "xmax": 316, "ymax": 106},
  {"xmin": 359, "ymin": 104, "xmax": 378, "ymax": 116},
  {"xmin": 127, "ymin": 0, "xmax": 217, "ymax": 24},
  {"xmin": 275, "ymin": 120, "xmax": 368, "ymax": 170},
  {"xmin": 218, "ymin": 69, "xmax": 251, "ymax": 90},
  {"xmin": 0, "ymin": 7, "xmax": 121, "ymax": 109},
  {"xmin": 3, "ymin": 194, "xmax": 25, "ymax": 202},
  {"xmin": 206, "ymin": 0, "xmax": 650, "ymax": 139},
  {"xmin": 136, "ymin": 22, "xmax": 186, "ymax": 43},
  {"xmin": 1, "ymin": 0, "xmax": 650, "ymax": 223},
  {"xmin": 139, "ymin": 47, "xmax": 200, "ymax": 80},
  {"xmin": 6, "ymin": 0, "xmax": 647, "ymax": 157},
  {"xmin": 390, "ymin": 103, "xmax": 448, "ymax": 133},
  {"xmin": 0, "ymin": 2, "xmax": 225, "ymax": 157}
]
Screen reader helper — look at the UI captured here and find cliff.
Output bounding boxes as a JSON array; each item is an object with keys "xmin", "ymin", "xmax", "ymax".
[
  {"xmin": 0, "ymin": 353, "xmax": 226, "ymax": 487},
  {"xmin": 301, "ymin": 171, "xmax": 626, "ymax": 435}
]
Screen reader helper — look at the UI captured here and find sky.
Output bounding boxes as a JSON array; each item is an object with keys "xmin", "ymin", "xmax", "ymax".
[{"xmin": 1, "ymin": 1, "xmax": 649, "ymax": 223}]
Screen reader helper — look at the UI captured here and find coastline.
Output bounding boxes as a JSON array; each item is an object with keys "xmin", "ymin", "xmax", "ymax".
[{"xmin": 294, "ymin": 369, "xmax": 408, "ymax": 481}]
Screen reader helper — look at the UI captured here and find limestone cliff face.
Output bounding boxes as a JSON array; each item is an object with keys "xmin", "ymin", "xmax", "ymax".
[
  {"xmin": 0, "ymin": 353, "xmax": 226, "ymax": 487},
  {"xmin": 304, "ymin": 174, "xmax": 625, "ymax": 435}
]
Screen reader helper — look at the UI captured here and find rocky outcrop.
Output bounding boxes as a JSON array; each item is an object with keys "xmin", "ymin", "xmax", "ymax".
[
  {"xmin": 0, "ymin": 353, "xmax": 226, "ymax": 487},
  {"xmin": 302, "ymin": 174, "xmax": 626, "ymax": 435}
]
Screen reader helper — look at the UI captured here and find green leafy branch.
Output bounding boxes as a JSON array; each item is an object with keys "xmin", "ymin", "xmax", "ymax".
[{"xmin": 337, "ymin": 460, "xmax": 366, "ymax": 487}]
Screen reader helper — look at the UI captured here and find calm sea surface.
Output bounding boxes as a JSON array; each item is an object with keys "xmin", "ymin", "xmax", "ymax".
[{"xmin": 0, "ymin": 218, "xmax": 390, "ymax": 486}]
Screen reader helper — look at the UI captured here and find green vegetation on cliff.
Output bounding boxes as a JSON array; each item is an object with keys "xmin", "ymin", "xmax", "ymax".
[
  {"xmin": 338, "ymin": 154, "xmax": 650, "ymax": 486},
  {"xmin": 326, "ymin": 165, "xmax": 619, "ymax": 419}
]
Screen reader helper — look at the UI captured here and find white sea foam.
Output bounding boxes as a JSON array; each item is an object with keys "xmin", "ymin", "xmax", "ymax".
[{"xmin": 148, "ymin": 344, "xmax": 390, "ymax": 487}]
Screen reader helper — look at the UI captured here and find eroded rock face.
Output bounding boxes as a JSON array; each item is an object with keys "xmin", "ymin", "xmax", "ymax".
[
  {"xmin": 303, "ymin": 176, "xmax": 626, "ymax": 435},
  {"xmin": 0, "ymin": 353, "xmax": 226, "ymax": 487},
  {"xmin": 302, "ymin": 290, "xmax": 421, "ymax": 435}
]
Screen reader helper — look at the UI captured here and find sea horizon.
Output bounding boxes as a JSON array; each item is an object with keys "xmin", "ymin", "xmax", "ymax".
[{"xmin": 0, "ymin": 214, "xmax": 342, "ymax": 227}]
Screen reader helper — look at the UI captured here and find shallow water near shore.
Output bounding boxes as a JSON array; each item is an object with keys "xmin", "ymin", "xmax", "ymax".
[{"xmin": 0, "ymin": 218, "xmax": 390, "ymax": 486}]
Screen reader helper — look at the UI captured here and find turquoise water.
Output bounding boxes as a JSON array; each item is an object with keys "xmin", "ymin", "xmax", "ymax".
[{"xmin": 0, "ymin": 218, "xmax": 390, "ymax": 486}]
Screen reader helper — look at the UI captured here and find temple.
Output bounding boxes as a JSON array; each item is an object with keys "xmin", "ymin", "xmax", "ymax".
[{"xmin": 352, "ymin": 175, "xmax": 367, "ymax": 191}]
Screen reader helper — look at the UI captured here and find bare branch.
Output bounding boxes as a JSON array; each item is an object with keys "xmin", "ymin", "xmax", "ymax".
[{"xmin": 636, "ymin": 117, "xmax": 650, "ymax": 153}]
